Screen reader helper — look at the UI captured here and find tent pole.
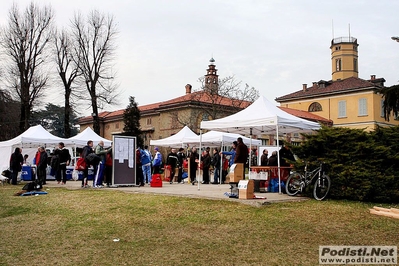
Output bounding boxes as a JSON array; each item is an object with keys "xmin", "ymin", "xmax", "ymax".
[
  {"xmin": 220, "ymin": 140, "xmax": 223, "ymax": 185},
  {"xmin": 198, "ymin": 129, "xmax": 202, "ymax": 191},
  {"xmin": 276, "ymin": 125, "xmax": 282, "ymax": 194},
  {"xmin": 249, "ymin": 128, "xmax": 252, "ymax": 179}
]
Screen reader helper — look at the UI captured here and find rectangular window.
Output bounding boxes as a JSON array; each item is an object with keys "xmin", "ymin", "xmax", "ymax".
[
  {"xmin": 115, "ymin": 123, "xmax": 119, "ymax": 129},
  {"xmin": 380, "ymin": 99, "xmax": 385, "ymax": 118},
  {"xmin": 336, "ymin": 59, "xmax": 341, "ymax": 71},
  {"xmin": 358, "ymin": 98, "xmax": 367, "ymax": 116},
  {"xmin": 146, "ymin": 118, "xmax": 152, "ymax": 125},
  {"xmin": 338, "ymin": 101, "xmax": 346, "ymax": 118}
]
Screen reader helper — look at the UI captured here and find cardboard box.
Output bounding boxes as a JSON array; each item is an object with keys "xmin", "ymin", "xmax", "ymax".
[
  {"xmin": 228, "ymin": 163, "xmax": 244, "ymax": 183},
  {"xmin": 238, "ymin": 179, "xmax": 254, "ymax": 199}
]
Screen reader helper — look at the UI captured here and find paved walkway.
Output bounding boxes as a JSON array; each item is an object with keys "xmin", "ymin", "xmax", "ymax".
[{"xmin": 45, "ymin": 179, "xmax": 308, "ymax": 206}]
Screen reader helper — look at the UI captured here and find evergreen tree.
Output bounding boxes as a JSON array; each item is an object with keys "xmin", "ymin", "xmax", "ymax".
[
  {"xmin": 123, "ymin": 96, "xmax": 143, "ymax": 147},
  {"xmin": 381, "ymin": 84, "xmax": 399, "ymax": 121},
  {"xmin": 291, "ymin": 125, "xmax": 399, "ymax": 203},
  {"xmin": 30, "ymin": 103, "xmax": 79, "ymax": 137}
]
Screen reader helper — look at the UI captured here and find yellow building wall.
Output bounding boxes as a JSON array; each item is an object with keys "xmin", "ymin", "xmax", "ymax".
[
  {"xmin": 331, "ymin": 41, "xmax": 358, "ymax": 81},
  {"xmin": 280, "ymin": 91, "xmax": 399, "ymax": 131}
]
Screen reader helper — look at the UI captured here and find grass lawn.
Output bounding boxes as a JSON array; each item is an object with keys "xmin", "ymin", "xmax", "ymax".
[{"xmin": 0, "ymin": 186, "xmax": 398, "ymax": 266}]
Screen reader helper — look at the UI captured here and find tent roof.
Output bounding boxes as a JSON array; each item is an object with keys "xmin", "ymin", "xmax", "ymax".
[
  {"xmin": 184, "ymin": 130, "xmax": 262, "ymax": 146},
  {"xmin": 0, "ymin": 125, "xmax": 72, "ymax": 148},
  {"xmin": 69, "ymin": 127, "xmax": 112, "ymax": 147},
  {"xmin": 150, "ymin": 126, "xmax": 198, "ymax": 147},
  {"xmin": 200, "ymin": 95, "xmax": 320, "ymax": 135}
]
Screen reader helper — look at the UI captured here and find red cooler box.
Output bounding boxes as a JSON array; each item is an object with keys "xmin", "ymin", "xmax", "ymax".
[{"xmin": 150, "ymin": 174, "xmax": 163, "ymax": 187}]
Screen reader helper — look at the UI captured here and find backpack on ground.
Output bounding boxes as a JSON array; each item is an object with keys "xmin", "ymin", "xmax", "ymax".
[{"xmin": 22, "ymin": 180, "xmax": 42, "ymax": 192}]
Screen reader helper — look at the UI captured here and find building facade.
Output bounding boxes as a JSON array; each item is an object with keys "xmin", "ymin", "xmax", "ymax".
[
  {"xmin": 79, "ymin": 59, "xmax": 254, "ymax": 146},
  {"xmin": 276, "ymin": 37, "xmax": 399, "ymax": 130},
  {"xmin": 79, "ymin": 58, "xmax": 333, "ymax": 146}
]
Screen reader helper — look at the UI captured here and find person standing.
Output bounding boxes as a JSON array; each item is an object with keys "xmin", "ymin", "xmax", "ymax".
[
  {"xmin": 250, "ymin": 147, "xmax": 258, "ymax": 167},
  {"xmin": 166, "ymin": 148, "xmax": 178, "ymax": 184},
  {"xmin": 10, "ymin": 147, "xmax": 23, "ymax": 185},
  {"xmin": 54, "ymin": 142, "xmax": 71, "ymax": 185},
  {"xmin": 141, "ymin": 146, "xmax": 152, "ymax": 184},
  {"xmin": 234, "ymin": 137, "xmax": 248, "ymax": 180},
  {"xmin": 211, "ymin": 148, "xmax": 221, "ymax": 184},
  {"xmin": 260, "ymin": 149, "xmax": 269, "ymax": 166},
  {"xmin": 176, "ymin": 148, "xmax": 186, "ymax": 183},
  {"xmin": 189, "ymin": 147, "xmax": 199, "ymax": 185},
  {"xmin": 37, "ymin": 147, "xmax": 48, "ymax": 185},
  {"xmin": 104, "ymin": 148, "xmax": 113, "ymax": 187},
  {"xmin": 268, "ymin": 151, "xmax": 278, "ymax": 166},
  {"xmin": 201, "ymin": 149, "xmax": 211, "ymax": 184},
  {"xmin": 279, "ymin": 143, "xmax": 295, "ymax": 166},
  {"xmin": 81, "ymin": 140, "xmax": 94, "ymax": 188},
  {"xmin": 152, "ymin": 147, "xmax": 162, "ymax": 178},
  {"xmin": 221, "ymin": 141, "xmax": 237, "ymax": 168},
  {"xmin": 136, "ymin": 148, "xmax": 144, "ymax": 186},
  {"xmin": 94, "ymin": 141, "xmax": 109, "ymax": 188}
]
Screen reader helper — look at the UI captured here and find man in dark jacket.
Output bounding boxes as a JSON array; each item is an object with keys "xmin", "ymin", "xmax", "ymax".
[
  {"xmin": 81, "ymin": 140, "xmax": 94, "ymax": 187},
  {"xmin": 10, "ymin": 147, "xmax": 23, "ymax": 185},
  {"xmin": 37, "ymin": 147, "xmax": 48, "ymax": 185},
  {"xmin": 166, "ymin": 148, "xmax": 178, "ymax": 184},
  {"xmin": 234, "ymin": 137, "xmax": 248, "ymax": 180},
  {"xmin": 54, "ymin": 142, "xmax": 71, "ymax": 185},
  {"xmin": 176, "ymin": 148, "xmax": 186, "ymax": 183}
]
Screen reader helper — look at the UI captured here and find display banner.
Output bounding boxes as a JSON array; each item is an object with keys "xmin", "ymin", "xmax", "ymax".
[{"xmin": 112, "ymin": 135, "xmax": 136, "ymax": 186}]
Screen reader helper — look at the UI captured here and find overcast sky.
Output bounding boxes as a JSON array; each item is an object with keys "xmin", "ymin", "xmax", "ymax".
[{"xmin": 1, "ymin": 0, "xmax": 399, "ymax": 116}]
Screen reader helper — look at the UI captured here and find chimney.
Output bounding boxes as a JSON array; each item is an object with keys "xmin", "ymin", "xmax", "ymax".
[
  {"xmin": 370, "ymin": 75, "xmax": 376, "ymax": 80},
  {"xmin": 312, "ymin": 82, "xmax": 318, "ymax": 88},
  {"xmin": 185, "ymin": 84, "xmax": 192, "ymax": 94},
  {"xmin": 302, "ymin": 84, "xmax": 307, "ymax": 91}
]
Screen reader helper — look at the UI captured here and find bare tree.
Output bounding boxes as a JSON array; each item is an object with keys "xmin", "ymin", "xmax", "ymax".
[
  {"xmin": 53, "ymin": 28, "xmax": 81, "ymax": 137},
  {"xmin": 195, "ymin": 75, "xmax": 259, "ymax": 119},
  {"xmin": 0, "ymin": 2, "xmax": 54, "ymax": 133},
  {"xmin": 71, "ymin": 10, "xmax": 119, "ymax": 134}
]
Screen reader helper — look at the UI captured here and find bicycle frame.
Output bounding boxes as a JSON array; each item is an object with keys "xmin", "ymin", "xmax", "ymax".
[{"xmin": 293, "ymin": 162, "xmax": 322, "ymax": 192}]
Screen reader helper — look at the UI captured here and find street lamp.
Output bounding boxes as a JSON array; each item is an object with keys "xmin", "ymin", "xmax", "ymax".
[{"xmin": 391, "ymin": 36, "xmax": 399, "ymax": 42}]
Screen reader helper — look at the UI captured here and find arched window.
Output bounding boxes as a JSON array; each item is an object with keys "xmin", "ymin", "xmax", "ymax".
[{"xmin": 308, "ymin": 102, "xmax": 322, "ymax": 112}]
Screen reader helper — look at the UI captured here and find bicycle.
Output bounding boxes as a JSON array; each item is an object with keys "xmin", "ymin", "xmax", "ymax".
[{"xmin": 285, "ymin": 161, "xmax": 331, "ymax": 200}]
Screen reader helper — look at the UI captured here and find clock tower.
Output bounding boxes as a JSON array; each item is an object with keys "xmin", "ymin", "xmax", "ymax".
[{"xmin": 204, "ymin": 57, "xmax": 219, "ymax": 94}]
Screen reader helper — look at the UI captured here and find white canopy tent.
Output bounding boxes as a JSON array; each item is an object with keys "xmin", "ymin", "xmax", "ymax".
[
  {"xmin": 183, "ymin": 130, "xmax": 263, "ymax": 185},
  {"xmin": 184, "ymin": 130, "xmax": 262, "ymax": 147},
  {"xmin": 199, "ymin": 96, "xmax": 321, "ymax": 192},
  {"xmin": 69, "ymin": 127, "xmax": 112, "ymax": 147},
  {"xmin": 0, "ymin": 125, "xmax": 73, "ymax": 171},
  {"xmin": 149, "ymin": 126, "xmax": 198, "ymax": 147}
]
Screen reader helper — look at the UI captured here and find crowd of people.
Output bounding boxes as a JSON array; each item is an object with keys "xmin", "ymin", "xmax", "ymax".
[{"xmin": 8, "ymin": 137, "xmax": 295, "ymax": 187}]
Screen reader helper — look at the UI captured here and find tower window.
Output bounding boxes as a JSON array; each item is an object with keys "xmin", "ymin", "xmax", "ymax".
[
  {"xmin": 335, "ymin": 46, "xmax": 341, "ymax": 51},
  {"xmin": 336, "ymin": 59, "xmax": 341, "ymax": 71},
  {"xmin": 354, "ymin": 58, "xmax": 358, "ymax": 72}
]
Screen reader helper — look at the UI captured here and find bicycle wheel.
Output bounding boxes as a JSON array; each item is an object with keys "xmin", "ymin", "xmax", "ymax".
[
  {"xmin": 285, "ymin": 172, "xmax": 302, "ymax": 196},
  {"xmin": 313, "ymin": 174, "xmax": 331, "ymax": 200}
]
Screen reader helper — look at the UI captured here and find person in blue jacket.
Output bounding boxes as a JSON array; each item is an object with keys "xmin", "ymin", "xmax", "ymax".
[
  {"xmin": 220, "ymin": 141, "xmax": 237, "ymax": 167},
  {"xmin": 140, "ymin": 146, "xmax": 152, "ymax": 185},
  {"xmin": 152, "ymin": 147, "xmax": 163, "ymax": 179}
]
